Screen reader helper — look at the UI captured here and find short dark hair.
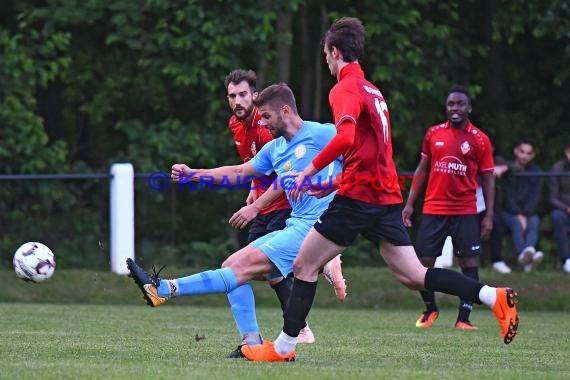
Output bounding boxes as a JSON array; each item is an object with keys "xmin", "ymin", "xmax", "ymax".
[
  {"xmin": 322, "ymin": 17, "xmax": 366, "ymax": 62},
  {"xmin": 516, "ymin": 138, "xmax": 536, "ymax": 150},
  {"xmin": 253, "ymin": 83, "xmax": 298, "ymax": 114},
  {"xmin": 224, "ymin": 69, "xmax": 257, "ymax": 90},
  {"xmin": 447, "ymin": 85, "xmax": 471, "ymax": 104}
]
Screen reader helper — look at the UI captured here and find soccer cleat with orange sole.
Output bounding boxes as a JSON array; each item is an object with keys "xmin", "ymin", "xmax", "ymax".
[
  {"xmin": 415, "ymin": 310, "xmax": 439, "ymax": 328},
  {"xmin": 126, "ymin": 258, "xmax": 167, "ymax": 307},
  {"xmin": 492, "ymin": 288, "xmax": 519, "ymax": 344},
  {"xmin": 454, "ymin": 320, "xmax": 478, "ymax": 330},
  {"xmin": 241, "ymin": 341, "xmax": 295, "ymax": 362},
  {"xmin": 322, "ymin": 254, "xmax": 348, "ymax": 301}
]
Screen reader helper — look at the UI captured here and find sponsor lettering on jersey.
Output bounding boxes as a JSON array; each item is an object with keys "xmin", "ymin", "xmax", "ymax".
[{"xmin": 433, "ymin": 156, "xmax": 467, "ymax": 176}]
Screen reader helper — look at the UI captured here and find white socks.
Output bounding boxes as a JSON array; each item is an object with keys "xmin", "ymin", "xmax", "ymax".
[
  {"xmin": 158, "ymin": 279, "xmax": 180, "ymax": 298},
  {"xmin": 478, "ymin": 285, "xmax": 497, "ymax": 307},
  {"xmin": 274, "ymin": 331, "xmax": 297, "ymax": 356}
]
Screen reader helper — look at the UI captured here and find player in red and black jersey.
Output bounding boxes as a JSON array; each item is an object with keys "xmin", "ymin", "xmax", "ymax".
[
  {"xmin": 224, "ymin": 69, "xmax": 291, "ymax": 243},
  {"xmin": 242, "ymin": 17, "xmax": 519, "ymax": 362},
  {"xmin": 402, "ymin": 86, "xmax": 495, "ymax": 330}
]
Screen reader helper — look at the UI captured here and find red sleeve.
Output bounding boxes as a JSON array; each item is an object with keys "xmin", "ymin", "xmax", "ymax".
[
  {"xmin": 421, "ymin": 128, "xmax": 432, "ymax": 158},
  {"xmin": 478, "ymin": 134, "xmax": 495, "ymax": 172},
  {"xmin": 257, "ymin": 125, "xmax": 273, "ymax": 148},
  {"xmin": 312, "ymin": 119, "xmax": 355, "ymax": 171}
]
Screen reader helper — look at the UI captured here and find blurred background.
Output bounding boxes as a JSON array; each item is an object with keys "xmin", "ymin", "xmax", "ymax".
[{"xmin": 1, "ymin": 0, "xmax": 568, "ymax": 270}]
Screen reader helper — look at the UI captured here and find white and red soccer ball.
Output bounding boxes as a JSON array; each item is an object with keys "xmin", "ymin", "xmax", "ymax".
[{"xmin": 13, "ymin": 242, "xmax": 56, "ymax": 282}]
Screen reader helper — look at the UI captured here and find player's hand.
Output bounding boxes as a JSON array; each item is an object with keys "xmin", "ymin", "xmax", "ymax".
[
  {"xmin": 307, "ymin": 187, "xmax": 335, "ymax": 199},
  {"xmin": 171, "ymin": 164, "xmax": 191, "ymax": 182},
  {"xmin": 480, "ymin": 213, "xmax": 493, "ymax": 238},
  {"xmin": 493, "ymin": 164, "xmax": 508, "ymax": 178},
  {"xmin": 306, "ymin": 177, "xmax": 336, "ymax": 199},
  {"xmin": 402, "ymin": 205, "xmax": 414, "ymax": 227},
  {"xmin": 229, "ymin": 204, "xmax": 260, "ymax": 229},
  {"xmin": 246, "ymin": 189, "xmax": 258, "ymax": 205},
  {"xmin": 289, "ymin": 171, "xmax": 312, "ymax": 202}
]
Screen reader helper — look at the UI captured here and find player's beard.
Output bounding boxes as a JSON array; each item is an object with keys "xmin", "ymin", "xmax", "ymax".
[
  {"xmin": 233, "ymin": 104, "xmax": 254, "ymax": 121},
  {"xmin": 447, "ymin": 112, "xmax": 466, "ymax": 128},
  {"xmin": 268, "ymin": 116, "xmax": 286, "ymax": 138}
]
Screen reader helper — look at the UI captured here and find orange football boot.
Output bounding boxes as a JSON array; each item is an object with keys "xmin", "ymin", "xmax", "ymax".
[
  {"xmin": 415, "ymin": 310, "xmax": 439, "ymax": 328},
  {"xmin": 240, "ymin": 341, "xmax": 295, "ymax": 362},
  {"xmin": 492, "ymin": 288, "xmax": 519, "ymax": 344}
]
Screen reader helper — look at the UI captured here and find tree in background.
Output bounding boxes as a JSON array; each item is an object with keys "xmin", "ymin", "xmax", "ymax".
[{"xmin": 0, "ymin": 0, "xmax": 568, "ymax": 269}]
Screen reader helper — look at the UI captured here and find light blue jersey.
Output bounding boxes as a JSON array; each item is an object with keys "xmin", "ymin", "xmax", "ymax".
[
  {"xmin": 249, "ymin": 121, "xmax": 342, "ymax": 276},
  {"xmin": 251, "ymin": 121, "xmax": 342, "ymax": 222}
]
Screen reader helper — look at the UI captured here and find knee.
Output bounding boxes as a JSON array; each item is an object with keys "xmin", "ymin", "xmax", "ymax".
[
  {"xmin": 394, "ymin": 272, "xmax": 424, "ymax": 290},
  {"xmin": 293, "ymin": 256, "xmax": 318, "ymax": 277},
  {"xmin": 292, "ymin": 258, "xmax": 304, "ymax": 275}
]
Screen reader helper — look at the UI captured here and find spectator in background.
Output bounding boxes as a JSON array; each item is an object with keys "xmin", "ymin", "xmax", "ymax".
[
  {"xmin": 500, "ymin": 139, "xmax": 544, "ymax": 272},
  {"xmin": 549, "ymin": 138, "xmax": 570, "ymax": 273},
  {"xmin": 488, "ymin": 155, "xmax": 523, "ymax": 274}
]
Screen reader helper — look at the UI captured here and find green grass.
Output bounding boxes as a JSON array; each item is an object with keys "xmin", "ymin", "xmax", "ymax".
[
  {"xmin": 2, "ymin": 266, "xmax": 570, "ymax": 310},
  {"xmin": 2, "ymin": 266, "xmax": 570, "ymax": 378},
  {"xmin": 1, "ymin": 304, "xmax": 569, "ymax": 379}
]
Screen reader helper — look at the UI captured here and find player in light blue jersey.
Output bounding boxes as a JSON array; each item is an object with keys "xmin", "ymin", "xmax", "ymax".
[{"xmin": 126, "ymin": 83, "xmax": 342, "ymax": 357}]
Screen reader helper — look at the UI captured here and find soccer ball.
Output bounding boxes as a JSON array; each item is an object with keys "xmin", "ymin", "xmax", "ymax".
[{"xmin": 13, "ymin": 242, "xmax": 56, "ymax": 282}]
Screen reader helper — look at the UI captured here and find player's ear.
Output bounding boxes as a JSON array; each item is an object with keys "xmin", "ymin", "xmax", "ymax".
[
  {"xmin": 252, "ymin": 91, "xmax": 258, "ymax": 100},
  {"xmin": 332, "ymin": 46, "xmax": 339, "ymax": 58}
]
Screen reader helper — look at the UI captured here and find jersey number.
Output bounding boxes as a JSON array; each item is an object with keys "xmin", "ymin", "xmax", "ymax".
[{"xmin": 374, "ymin": 98, "xmax": 389, "ymax": 143}]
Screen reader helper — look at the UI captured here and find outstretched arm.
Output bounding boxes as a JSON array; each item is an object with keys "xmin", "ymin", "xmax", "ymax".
[{"xmin": 171, "ymin": 162, "xmax": 261, "ymax": 185}]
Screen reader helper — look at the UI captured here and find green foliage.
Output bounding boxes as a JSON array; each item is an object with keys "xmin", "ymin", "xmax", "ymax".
[
  {"xmin": 0, "ymin": 28, "xmax": 70, "ymax": 172},
  {"xmin": 1, "ymin": 0, "xmax": 569, "ymax": 269}
]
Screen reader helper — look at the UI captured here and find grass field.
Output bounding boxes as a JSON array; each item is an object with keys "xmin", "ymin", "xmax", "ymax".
[
  {"xmin": 1, "ymin": 304, "xmax": 569, "ymax": 380},
  {"xmin": 2, "ymin": 267, "xmax": 570, "ymax": 379}
]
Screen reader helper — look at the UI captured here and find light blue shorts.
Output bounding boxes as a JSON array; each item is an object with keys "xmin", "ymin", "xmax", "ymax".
[{"xmin": 250, "ymin": 218, "xmax": 313, "ymax": 277}]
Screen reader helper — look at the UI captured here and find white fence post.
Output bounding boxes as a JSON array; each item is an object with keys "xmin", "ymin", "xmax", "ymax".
[{"xmin": 110, "ymin": 163, "xmax": 134, "ymax": 274}]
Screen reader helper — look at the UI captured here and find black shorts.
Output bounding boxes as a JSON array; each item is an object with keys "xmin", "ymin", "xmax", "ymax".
[
  {"xmin": 247, "ymin": 208, "xmax": 292, "ymax": 244},
  {"xmin": 415, "ymin": 214, "xmax": 481, "ymax": 258},
  {"xmin": 314, "ymin": 195, "xmax": 412, "ymax": 247}
]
